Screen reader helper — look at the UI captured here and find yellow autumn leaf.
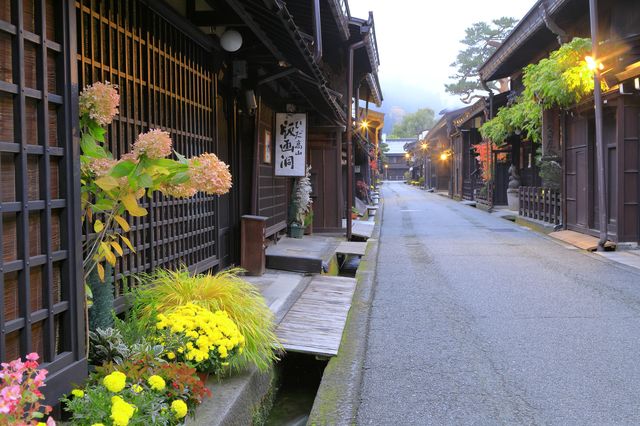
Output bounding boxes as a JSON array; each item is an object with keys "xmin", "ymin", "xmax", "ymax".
[
  {"xmin": 110, "ymin": 241, "xmax": 123, "ymax": 256},
  {"xmin": 114, "ymin": 215, "xmax": 130, "ymax": 232},
  {"xmin": 120, "ymin": 235, "xmax": 136, "ymax": 253},
  {"xmin": 100, "ymin": 242, "xmax": 117, "ymax": 266},
  {"xmin": 96, "ymin": 263, "xmax": 105, "ymax": 282},
  {"xmin": 105, "ymin": 249, "xmax": 116, "ymax": 266},
  {"xmin": 122, "ymin": 193, "xmax": 148, "ymax": 217},
  {"xmin": 95, "ymin": 175, "xmax": 120, "ymax": 191},
  {"xmin": 94, "ymin": 219, "xmax": 104, "ymax": 233}
]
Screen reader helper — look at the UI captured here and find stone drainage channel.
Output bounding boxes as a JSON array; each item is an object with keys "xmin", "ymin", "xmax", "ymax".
[{"xmin": 263, "ymin": 258, "xmax": 360, "ymax": 426}]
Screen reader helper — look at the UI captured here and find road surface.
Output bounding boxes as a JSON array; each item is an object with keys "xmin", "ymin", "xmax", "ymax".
[{"xmin": 357, "ymin": 181, "xmax": 640, "ymax": 425}]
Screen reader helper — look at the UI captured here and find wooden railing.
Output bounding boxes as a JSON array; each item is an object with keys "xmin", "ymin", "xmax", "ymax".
[
  {"xmin": 475, "ymin": 181, "xmax": 493, "ymax": 207},
  {"xmin": 519, "ymin": 187, "xmax": 561, "ymax": 225}
]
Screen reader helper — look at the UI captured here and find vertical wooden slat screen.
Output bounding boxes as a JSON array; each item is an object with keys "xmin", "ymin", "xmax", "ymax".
[
  {"xmin": 257, "ymin": 99, "xmax": 289, "ymax": 234},
  {"xmin": 1, "ymin": 0, "xmax": 86, "ymax": 400},
  {"xmin": 76, "ymin": 0, "xmax": 218, "ymax": 306}
]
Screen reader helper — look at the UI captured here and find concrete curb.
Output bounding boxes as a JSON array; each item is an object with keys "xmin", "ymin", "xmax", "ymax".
[
  {"xmin": 186, "ymin": 367, "xmax": 274, "ymax": 426},
  {"xmin": 307, "ymin": 199, "xmax": 383, "ymax": 425}
]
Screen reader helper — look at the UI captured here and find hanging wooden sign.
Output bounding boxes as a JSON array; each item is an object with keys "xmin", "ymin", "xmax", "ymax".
[{"xmin": 275, "ymin": 113, "xmax": 307, "ymax": 176}]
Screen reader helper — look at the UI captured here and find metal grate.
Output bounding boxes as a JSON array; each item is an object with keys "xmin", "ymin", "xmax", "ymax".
[
  {"xmin": 76, "ymin": 0, "xmax": 220, "ymax": 306},
  {"xmin": 0, "ymin": 0, "xmax": 86, "ymax": 399}
]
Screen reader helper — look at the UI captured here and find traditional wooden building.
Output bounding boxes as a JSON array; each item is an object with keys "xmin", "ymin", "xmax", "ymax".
[
  {"xmin": 425, "ymin": 108, "xmax": 468, "ymax": 193},
  {"xmin": 0, "ymin": 0, "xmax": 382, "ymax": 403},
  {"xmin": 480, "ymin": 0, "xmax": 640, "ymax": 244},
  {"xmin": 384, "ymin": 138, "xmax": 414, "ymax": 180}
]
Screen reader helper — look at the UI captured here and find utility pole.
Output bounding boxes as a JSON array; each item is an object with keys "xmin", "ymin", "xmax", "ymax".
[{"xmin": 589, "ymin": 0, "xmax": 608, "ymax": 250}]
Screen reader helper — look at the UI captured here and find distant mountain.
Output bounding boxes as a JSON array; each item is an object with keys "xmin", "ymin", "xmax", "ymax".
[{"xmin": 374, "ymin": 79, "xmax": 463, "ymax": 134}]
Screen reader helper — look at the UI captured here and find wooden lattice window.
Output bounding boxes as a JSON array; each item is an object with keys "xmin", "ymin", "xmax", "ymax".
[
  {"xmin": 76, "ymin": 0, "xmax": 219, "ymax": 307},
  {"xmin": 0, "ymin": 0, "xmax": 86, "ymax": 400}
]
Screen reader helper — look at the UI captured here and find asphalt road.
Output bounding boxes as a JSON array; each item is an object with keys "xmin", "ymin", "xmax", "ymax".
[{"xmin": 356, "ymin": 181, "xmax": 640, "ymax": 425}]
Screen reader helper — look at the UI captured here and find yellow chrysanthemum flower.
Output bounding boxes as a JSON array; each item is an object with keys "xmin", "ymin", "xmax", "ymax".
[
  {"xmin": 110, "ymin": 395, "xmax": 136, "ymax": 426},
  {"xmin": 103, "ymin": 371, "xmax": 127, "ymax": 393},
  {"xmin": 71, "ymin": 389, "xmax": 85, "ymax": 398},
  {"xmin": 147, "ymin": 375, "xmax": 166, "ymax": 391},
  {"xmin": 171, "ymin": 399, "xmax": 188, "ymax": 419}
]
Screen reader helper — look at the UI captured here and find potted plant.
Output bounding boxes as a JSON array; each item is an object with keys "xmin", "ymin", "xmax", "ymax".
[
  {"xmin": 351, "ymin": 207, "xmax": 359, "ymax": 220},
  {"xmin": 288, "ymin": 166, "xmax": 312, "ymax": 239}
]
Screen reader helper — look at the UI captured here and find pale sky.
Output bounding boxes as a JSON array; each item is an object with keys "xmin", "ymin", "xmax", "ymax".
[{"xmin": 348, "ymin": 0, "xmax": 538, "ymax": 127}]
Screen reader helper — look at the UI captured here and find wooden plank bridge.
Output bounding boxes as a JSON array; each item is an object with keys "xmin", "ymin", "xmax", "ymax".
[{"xmin": 276, "ymin": 275, "xmax": 357, "ymax": 357}]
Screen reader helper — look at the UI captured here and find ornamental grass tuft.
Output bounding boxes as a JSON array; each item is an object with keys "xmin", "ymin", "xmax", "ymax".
[{"xmin": 134, "ymin": 268, "xmax": 281, "ymax": 372}]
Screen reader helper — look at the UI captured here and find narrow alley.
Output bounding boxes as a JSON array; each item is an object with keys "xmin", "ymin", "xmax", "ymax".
[{"xmin": 357, "ymin": 182, "xmax": 640, "ymax": 425}]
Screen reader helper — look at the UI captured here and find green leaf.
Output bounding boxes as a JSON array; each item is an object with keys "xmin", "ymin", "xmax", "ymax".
[
  {"xmin": 111, "ymin": 160, "xmax": 136, "ymax": 178},
  {"xmin": 94, "ymin": 219, "xmax": 104, "ymax": 233},
  {"xmin": 175, "ymin": 151, "xmax": 188, "ymax": 164},
  {"xmin": 151, "ymin": 158, "xmax": 181, "ymax": 168},
  {"xmin": 92, "ymin": 199, "xmax": 114, "ymax": 212},
  {"xmin": 88, "ymin": 121, "xmax": 107, "ymax": 142},
  {"xmin": 138, "ymin": 173, "xmax": 153, "ymax": 188},
  {"xmin": 170, "ymin": 172, "xmax": 190, "ymax": 185},
  {"xmin": 80, "ymin": 134, "xmax": 110, "ymax": 159}
]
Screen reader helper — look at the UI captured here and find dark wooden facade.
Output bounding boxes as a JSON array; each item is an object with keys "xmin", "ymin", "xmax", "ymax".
[
  {"xmin": 0, "ymin": 0, "xmax": 86, "ymax": 401},
  {"xmin": 479, "ymin": 0, "xmax": 640, "ymax": 243},
  {"xmin": 309, "ymin": 129, "xmax": 343, "ymax": 232},
  {"xmin": 253, "ymin": 98, "xmax": 289, "ymax": 237},
  {"xmin": 564, "ymin": 93, "xmax": 640, "ymax": 243}
]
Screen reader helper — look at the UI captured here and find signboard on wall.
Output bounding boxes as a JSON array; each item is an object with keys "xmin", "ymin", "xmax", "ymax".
[{"xmin": 275, "ymin": 113, "xmax": 307, "ymax": 176}]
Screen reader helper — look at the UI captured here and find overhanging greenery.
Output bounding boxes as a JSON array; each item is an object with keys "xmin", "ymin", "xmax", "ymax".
[{"xmin": 480, "ymin": 38, "xmax": 604, "ymax": 146}]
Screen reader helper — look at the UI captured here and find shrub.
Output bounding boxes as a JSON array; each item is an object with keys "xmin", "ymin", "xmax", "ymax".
[{"xmin": 133, "ymin": 268, "xmax": 280, "ymax": 372}]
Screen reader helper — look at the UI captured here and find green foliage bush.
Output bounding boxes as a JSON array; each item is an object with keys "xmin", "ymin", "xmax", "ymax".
[{"xmin": 481, "ymin": 38, "xmax": 603, "ymax": 147}]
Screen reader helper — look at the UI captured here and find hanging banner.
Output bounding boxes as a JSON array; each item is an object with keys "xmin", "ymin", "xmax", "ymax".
[{"xmin": 275, "ymin": 113, "xmax": 307, "ymax": 176}]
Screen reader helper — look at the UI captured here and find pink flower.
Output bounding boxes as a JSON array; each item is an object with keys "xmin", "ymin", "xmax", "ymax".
[
  {"xmin": 87, "ymin": 158, "xmax": 117, "ymax": 177},
  {"xmin": 79, "ymin": 81, "xmax": 120, "ymax": 126},
  {"xmin": 188, "ymin": 153, "xmax": 232, "ymax": 195},
  {"xmin": 1, "ymin": 384, "xmax": 22, "ymax": 404},
  {"xmin": 160, "ymin": 182, "xmax": 198, "ymax": 199},
  {"xmin": 120, "ymin": 151, "xmax": 139, "ymax": 164},
  {"xmin": 132, "ymin": 129, "xmax": 173, "ymax": 159},
  {"xmin": 25, "ymin": 353, "xmax": 39, "ymax": 361}
]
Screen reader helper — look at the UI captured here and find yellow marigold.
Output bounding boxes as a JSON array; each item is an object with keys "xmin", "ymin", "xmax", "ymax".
[
  {"xmin": 131, "ymin": 384, "xmax": 143, "ymax": 393},
  {"xmin": 110, "ymin": 395, "xmax": 136, "ymax": 426},
  {"xmin": 103, "ymin": 371, "xmax": 127, "ymax": 393},
  {"xmin": 171, "ymin": 399, "xmax": 188, "ymax": 419},
  {"xmin": 91, "ymin": 424, "xmax": 105, "ymax": 426},
  {"xmin": 166, "ymin": 351, "xmax": 176, "ymax": 360},
  {"xmin": 71, "ymin": 389, "xmax": 85, "ymax": 398},
  {"xmin": 147, "ymin": 375, "xmax": 166, "ymax": 391}
]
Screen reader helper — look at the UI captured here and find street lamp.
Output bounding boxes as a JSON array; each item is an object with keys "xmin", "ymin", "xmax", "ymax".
[
  {"xmin": 384, "ymin": 163, "xmax": 389, "ymax": 180},
  {"xmin": 420, "ymin": 143, "xmax": 428, "ymax": 189}
]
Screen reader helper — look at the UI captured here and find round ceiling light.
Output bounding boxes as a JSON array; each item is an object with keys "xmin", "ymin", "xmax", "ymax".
[{"xmin": 220, "ymin": 29, "xmax": 243, "ymax": 52}]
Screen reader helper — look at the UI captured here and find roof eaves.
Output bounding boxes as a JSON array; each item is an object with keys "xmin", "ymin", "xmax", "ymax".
[{"xmin": 479, "ymin": 0, "xmax": 570, "ymax": 82}]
